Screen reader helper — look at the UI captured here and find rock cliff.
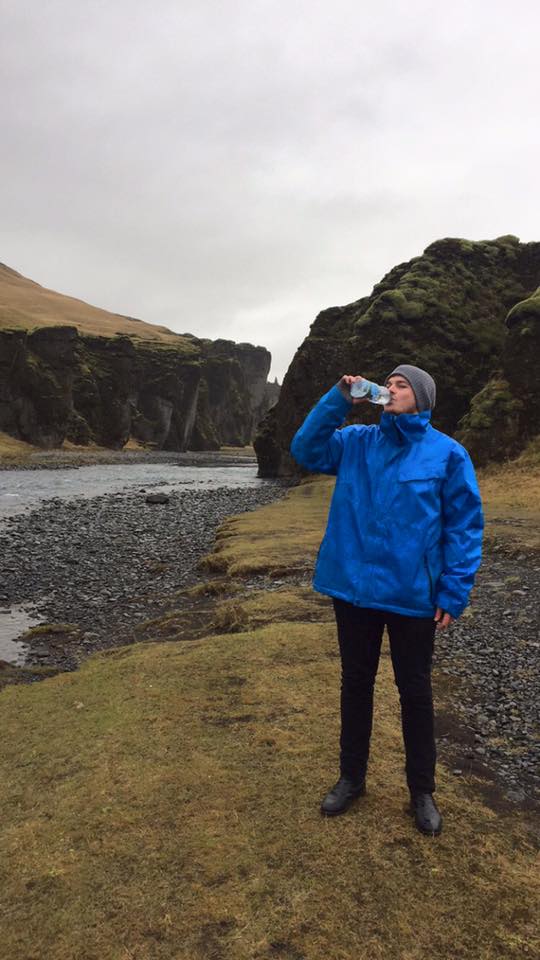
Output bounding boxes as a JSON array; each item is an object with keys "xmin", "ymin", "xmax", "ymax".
[
  {"xmin": 0, "ymin": 264, "xmax": 280, "ymax": 450},
  {"xmin": 455, "ymin": 284, "xmax": 540, "ymax": 464},
  {"xmin": 255, "ymin": 236, "xmax": 540, "ymax": 475}
]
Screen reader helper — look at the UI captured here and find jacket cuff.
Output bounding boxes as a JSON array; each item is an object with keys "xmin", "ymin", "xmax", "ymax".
[
  {"xmin": 435, "ymin": 591, "xmax": 465, "ymax": 620},
  {"xmin": 324, "ymin": 383, "xmax": 353, "ymax": 417}
]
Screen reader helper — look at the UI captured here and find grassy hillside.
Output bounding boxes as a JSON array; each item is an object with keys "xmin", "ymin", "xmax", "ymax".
[
  {"xmin": 0, "ymin": 472, "xmax": 538, "ymax": 959},
  {"xmin": 0, "ymin": 262, "xmax": 191, "ymax": 345}
]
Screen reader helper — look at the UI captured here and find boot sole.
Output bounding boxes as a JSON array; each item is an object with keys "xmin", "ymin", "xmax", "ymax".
[
  {"xmin": 414, "ymin": 822, "xmax": 443, "ymax": 836},
  {"xmin": 320, "ymin": 785, "xmax": 366, "ymax": 817}
]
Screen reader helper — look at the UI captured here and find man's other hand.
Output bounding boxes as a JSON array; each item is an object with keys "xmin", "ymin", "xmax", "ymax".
[{"xmin": 434, "ymin": 607, "xmax": 454, "ymax": 630}]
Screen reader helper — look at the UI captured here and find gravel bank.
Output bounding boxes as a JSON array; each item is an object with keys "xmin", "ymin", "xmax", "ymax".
[
  {"xmin": 0, "ymin": 481, "xmax": 289, "ymax": 667},
  {"xmin": 433, "ymin": 553, "xmax": 539, "ymax": 804}
]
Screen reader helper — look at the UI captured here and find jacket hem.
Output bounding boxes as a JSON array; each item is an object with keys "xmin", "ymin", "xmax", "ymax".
[{"xmin": 313, "ymin": 582, "xmax": 436, "ymax": 619}]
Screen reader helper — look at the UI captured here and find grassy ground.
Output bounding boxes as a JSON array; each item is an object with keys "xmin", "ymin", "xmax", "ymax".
[
  {"xmin": 1, "ymin": 472, "xmax": 539, "ymax": 959},
  {"xmin": 478, "ymin": 438, "xmax": 540, "ymax": 555},
  {"xmin": 0, "ymin": 431, "xmax": 117, "ymax": 464},
  {"xmin": 0, "ymin": 429, "xmax": 37, "ymax": 461}
]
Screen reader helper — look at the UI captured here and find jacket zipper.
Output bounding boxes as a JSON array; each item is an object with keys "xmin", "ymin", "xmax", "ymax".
[{"xmin": 424, "ymin": 555, "xmax": 434, "ymax": 603}]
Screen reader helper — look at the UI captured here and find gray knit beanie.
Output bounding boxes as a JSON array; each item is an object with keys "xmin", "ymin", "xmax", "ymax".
[{"xmin": 385, "ymin": 364, "xmax": 436, "ymax": 411}]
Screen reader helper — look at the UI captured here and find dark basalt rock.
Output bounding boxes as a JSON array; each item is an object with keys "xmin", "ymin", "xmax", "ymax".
[
  {"xmin": 0, "ymin": 308, "xmax": 281, "ymax": 452},
  {"xmin": 255, "ymin": 235, "xmax": 540, "ymax": 476},
  {"xmin": 456, "ymin": 286, "xmax": 540, "ymax": 464}
]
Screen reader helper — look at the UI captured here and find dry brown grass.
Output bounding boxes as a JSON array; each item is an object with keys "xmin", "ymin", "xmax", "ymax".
[
  {"xmin": 478, "ymin": 447, "xmax": 540, "ymax": 554},
  {"xmin": 0, "ymin": 429, "xmax": 36, "ymax": 461},
  {"xmin": 1, "ymin": 617, "xmax": 537, "ymax": 959},
  {"xmin": 211, "ymin": 587, "xmax": 333, "ymax": 634},
  {"xmin": 0, "ymin": 262, "xmax": 196, "ymax": 347},
  {"xmin": 0, "ymin": 432, "xmax": 155, "ymax": 464},
  {"xmin": 198, "ymin": 476, "xmax": 334, "ymax": 577},
  {"xmin": 220, "ymin": 445, "xmax": 256, "ymax": 457}
]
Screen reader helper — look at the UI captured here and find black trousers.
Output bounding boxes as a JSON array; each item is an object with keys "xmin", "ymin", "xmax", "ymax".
[{"xmin": 333, "ymin": 598, "xmax": 437, "ymax": 793}]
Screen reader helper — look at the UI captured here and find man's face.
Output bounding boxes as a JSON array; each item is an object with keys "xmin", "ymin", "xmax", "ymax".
[{"xmin": 384, "ymin": 375, "xmax": 418, "ymax": 415}]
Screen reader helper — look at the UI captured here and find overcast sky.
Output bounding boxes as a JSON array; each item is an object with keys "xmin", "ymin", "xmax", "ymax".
[{"xmin": 1, "ymin": 0, "xmax": 539, "ymax": 381}]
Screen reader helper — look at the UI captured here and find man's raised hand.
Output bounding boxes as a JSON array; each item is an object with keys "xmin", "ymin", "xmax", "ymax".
[{"xmin": 338, "ymin": 375, "xmax": 370, "ymax": 405}]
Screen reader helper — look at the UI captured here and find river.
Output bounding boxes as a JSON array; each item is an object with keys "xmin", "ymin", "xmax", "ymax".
[
  {"xmin": 0, "ymin": 455, "xmax": 266, "ymax": 520},
  {"xmin": 0, "ymin": 453, "xmax": 287, "ymax": 665}
]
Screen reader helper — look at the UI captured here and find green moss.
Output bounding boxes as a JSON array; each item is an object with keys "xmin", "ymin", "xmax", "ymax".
[
  {"xmin": 131, "ymin": 338, "xmax": 201, "ymax": 360},
  {"xmin": 506, "ymin": 287, "xmax": 540, "ymax": 325},
  {"xmin": 455, "ymin": 378, "xmax": 524, "ymax": 466}
]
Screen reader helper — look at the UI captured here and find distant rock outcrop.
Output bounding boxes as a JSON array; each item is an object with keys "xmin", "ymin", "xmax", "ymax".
[
  {"xmin": 254, "ymin": 236, "xmax": 540, "ymax": 475},
  {"xmin": 0, "ymin": 264, "xmax": 280, "ymax": 451}
]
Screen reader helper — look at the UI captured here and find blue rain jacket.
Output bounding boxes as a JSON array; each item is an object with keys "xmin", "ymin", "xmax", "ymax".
[{"xmin": 290, "ymin": 384, "xmax": 484, "ymax": 619}]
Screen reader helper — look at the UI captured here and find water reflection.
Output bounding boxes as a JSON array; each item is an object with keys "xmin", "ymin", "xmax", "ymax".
[{"xmin": 0, "ymin": 603, "xmax": 42, "ymax": 665}]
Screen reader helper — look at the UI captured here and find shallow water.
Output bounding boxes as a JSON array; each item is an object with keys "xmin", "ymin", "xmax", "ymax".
[
  {"xmin": 0, "ymin": 461, "xmax": 266, "ymax": 519},
  {"xmin": 0, "ymin": 603, "xmax": 40, "ymax": 664}
]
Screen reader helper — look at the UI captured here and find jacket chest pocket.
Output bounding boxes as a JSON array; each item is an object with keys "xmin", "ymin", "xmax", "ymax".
[
  {"xmin": 398, "ymin": 464, "xmax": 446, "ymax": 487},
  {"xmin": 396, "ymin": 464, "xmax": 446, "ymax": 513}
]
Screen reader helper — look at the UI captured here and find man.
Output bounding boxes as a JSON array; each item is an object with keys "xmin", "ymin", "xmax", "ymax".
[{"xmin": 290, "ymin": 364, "xmax": 483, "ymax": 836}]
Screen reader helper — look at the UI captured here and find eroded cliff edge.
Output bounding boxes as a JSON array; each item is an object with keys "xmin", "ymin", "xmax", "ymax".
[
  {"xmin": 0, "ymin": 263, "xmax": 280, "ymax": 451},
  {"xmin": 0, "ymin": 327, "xmax": 280, "ymax": 451},
  {"xmin": 255, "ymin": 236, "xmax": 540, "ymax": 475}
]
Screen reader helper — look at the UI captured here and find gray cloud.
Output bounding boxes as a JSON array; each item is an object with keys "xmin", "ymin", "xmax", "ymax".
[{"xmin": 1, "ymin": 0, "xmax": 539, "ymax": 379}]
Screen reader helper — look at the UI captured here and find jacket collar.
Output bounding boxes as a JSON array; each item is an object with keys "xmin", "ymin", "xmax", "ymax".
[{"xmin": 380, "ymin": 409, "xmax": 432, "ymax": 444}]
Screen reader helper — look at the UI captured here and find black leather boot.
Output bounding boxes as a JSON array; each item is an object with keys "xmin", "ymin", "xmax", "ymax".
[
  {"xmin": 409, "ymin": 791, "xmax": 443, "ymax": 835},
  {"xmin": 320, "ymin": 776, "xmax": 366, "ymax": 816}
]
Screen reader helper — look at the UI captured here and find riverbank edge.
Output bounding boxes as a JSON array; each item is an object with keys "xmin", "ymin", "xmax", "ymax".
[{"xmin": 0, "ymin": 443, "xmax": 258, "ymax": 471}]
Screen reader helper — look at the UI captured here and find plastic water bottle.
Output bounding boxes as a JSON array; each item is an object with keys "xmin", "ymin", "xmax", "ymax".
[{"xmin": 350, "ymin": 378, "xmax": 391, "ymax": 405}]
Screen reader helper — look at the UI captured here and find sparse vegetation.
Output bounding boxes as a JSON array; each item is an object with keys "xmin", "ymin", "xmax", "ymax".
[{"xmin": 18, "ymin": 623, "xmax": 79, "ymax": 640}]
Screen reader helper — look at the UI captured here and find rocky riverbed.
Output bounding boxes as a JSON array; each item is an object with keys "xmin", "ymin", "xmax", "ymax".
[{"xmin": 0, "ymin": 480, "xmax": 290, "ymax": 668}]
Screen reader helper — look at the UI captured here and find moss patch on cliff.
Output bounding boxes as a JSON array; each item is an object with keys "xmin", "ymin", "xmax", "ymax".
[{"xmin": 455, "ymin": 377, "xmax": 524, "ymax": 466}]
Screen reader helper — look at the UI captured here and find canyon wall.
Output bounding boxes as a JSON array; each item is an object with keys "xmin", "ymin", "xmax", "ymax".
[{"xmin": 0, "ymin": 326, "xmax": 279, "ymax": 451}]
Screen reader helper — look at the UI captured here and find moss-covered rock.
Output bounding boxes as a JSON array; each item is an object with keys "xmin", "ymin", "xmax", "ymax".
[
  {"xmin": 457, "ymin": 286, "xmax": 540, "ymax": 465},
  {"xmin": 255, "ymin": 236, "xmax": 540, "ymax": 475},
  {"xmin": 504, "ymin": 286, "xmax": 540, "ymax": 441},
  {"xmin": 0, "ymin": 326, "xmax": 279, "ymax": 452},
  {"xmin": 454, "ymin": 377, "xmax": 524, "ymax": 466}
]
